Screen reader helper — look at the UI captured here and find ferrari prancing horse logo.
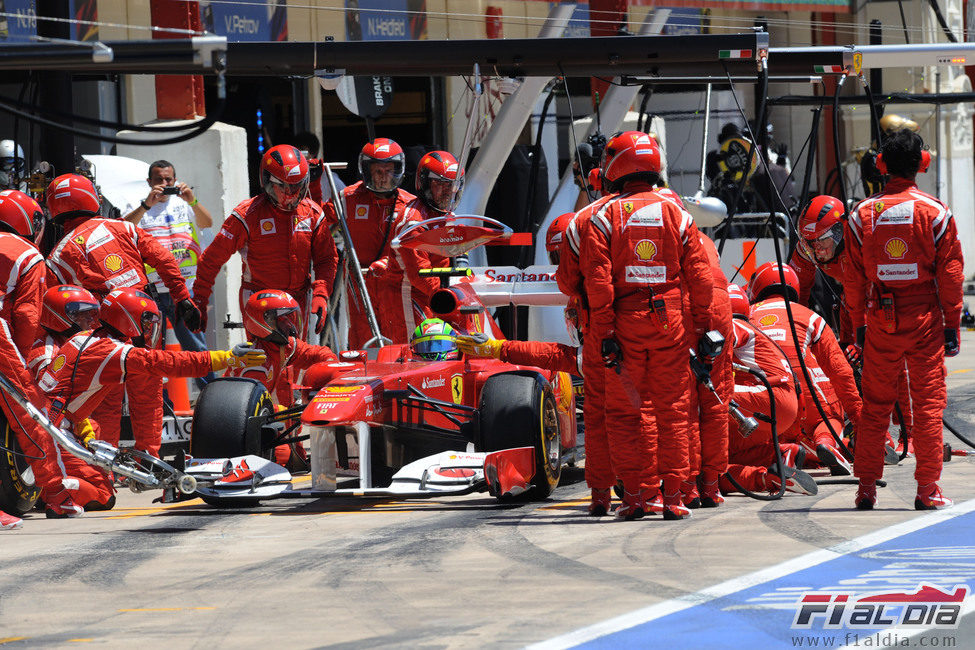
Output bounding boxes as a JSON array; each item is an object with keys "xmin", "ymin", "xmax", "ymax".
[{"xmin": 450, "ymin": 375, "xmax": 463, "ymax": 404}]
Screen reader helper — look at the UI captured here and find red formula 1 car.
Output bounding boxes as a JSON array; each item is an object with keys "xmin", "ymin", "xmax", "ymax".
[{"xmin": 184, "ymin": 217, "xmax": 579, "ymax": 506}]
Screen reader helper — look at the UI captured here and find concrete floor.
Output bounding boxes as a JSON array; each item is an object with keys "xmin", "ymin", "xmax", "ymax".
[{"xmin": 3, "ymin": 332, "xmax": 975, "ymax": 648}]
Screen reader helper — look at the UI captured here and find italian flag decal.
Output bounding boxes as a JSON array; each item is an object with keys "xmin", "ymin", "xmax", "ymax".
[
  {"xmin": 719, "ymin": 49, "xmax": 753, "ymax": 59},
  {"xmin": 813, "ymin": 65, "xmax": 846, "ymax": 73}
]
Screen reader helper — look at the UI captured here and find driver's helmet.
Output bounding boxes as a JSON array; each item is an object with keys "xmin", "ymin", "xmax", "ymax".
[
  {"xmin": 244, "ymin": 289, "xmax": 302, "ymax": 345},
  {"xmin": 0, "ymin": 140, "xmax": 25, "ymax": 190},
  {"xmin": 260, "ymin": 145, "xmax": 309, "ymax": 212},
  {"xmin": 0, "ymin": 189, "xmax": 45, "ymax": 247},
  {"xmin": 411, "ymin": 318, "xmax": 457, "ymax": 361},
  {"xmin": 41, "ymin": 285, "xmax": 100, "ymax": 336},
  {"xmin": 100, "ymin": 288, "xmax": 161, "ymax": 349}
]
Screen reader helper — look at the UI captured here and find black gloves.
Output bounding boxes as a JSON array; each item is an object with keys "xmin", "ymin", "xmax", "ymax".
[
  {"xmin": 601, "ymin": 338, "xmax": 622, "ymax": 373},
  {"xmin": 177, "ymin": 299, "xmax": 203, "ymax": 332},
  {"xmin": 945, "ymin": 328, "xmax": 961, "ymax": 358}
]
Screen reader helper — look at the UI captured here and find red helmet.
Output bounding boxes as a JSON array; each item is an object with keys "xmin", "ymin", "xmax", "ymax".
[
  {"xmin": 919, "ymin": 149, "xmax": 931, "ymax": 173},
  {"xmin": 0, "ymin": 189, "xmax": 45, "ymax": 246},
  {"xmin": 587, "ymin": 167, "xmax": 602, "ymax": 194},
  {"xmin": 600, "ymin": 131, "xmax": 662, "ymax": 193},
  {"xmin": 728, "ymin": 283, "xmax": 750, "ymax": 318},
  {"xmin": 545, "ymin": 212, "xmax": 574, "ymax": 265},
  {"xmin": 546, "ymin": 212, "xmax": 575, "ymax": 253},
  {"xmin": 244, "ymin": 289, "xmax": 302, "ymax": 345},
  {"xmin": 359, "ymin": 138, "xmax": 405, "ymax": 193},
  {"xmin": 798, "ymin": 195, "xmax": 845, "ymax": 263},
  {"xmin": 747, "ymin": 262, "xmax": 800, "ymax": 304},
  {"xmin": 41, "ymin": 285, "xmax": 100, "ymax": 335},
  {"xmin": 260, "ymin": 144, "xmax": 309, "ymax": 211},
  {"xmin": 46, "ymin": 173, "xmax": 100, "ymax": 222},
  {"xmin": 100, "ymin": 287, "xmax": 161, "ymax": 348},
  {"xmin": 415, "ymin": 151, "xmax": 462, "ymax": 212}
]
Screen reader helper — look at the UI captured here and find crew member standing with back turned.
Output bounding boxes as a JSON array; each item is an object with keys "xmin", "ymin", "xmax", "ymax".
[
  {"xmin": 580, "ymin": 131, "xmax": 713, "ymax": 521},
  {"xmin": 845, "ymin": 129, "xmax": 964, "ymax": 510}
]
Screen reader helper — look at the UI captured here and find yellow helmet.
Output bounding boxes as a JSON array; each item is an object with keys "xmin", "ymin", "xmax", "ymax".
[{"xmin": 879, "ymin": 114, "xmax": 919, "ymax": 134}]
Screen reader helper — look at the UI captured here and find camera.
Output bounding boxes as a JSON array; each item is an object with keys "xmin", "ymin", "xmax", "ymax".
[
  {"xmin": 576, "ymin": 133, "xmax": 607, "ymax": 175},
  {"xmin": 163, "ymin": 186, "xmax": 180, "ymax": 195}
]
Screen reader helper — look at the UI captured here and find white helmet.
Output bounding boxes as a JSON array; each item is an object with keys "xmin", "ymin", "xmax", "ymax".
[{"xmin": 0, "ymin": 140, "xmax": 25, "ymax": 190}]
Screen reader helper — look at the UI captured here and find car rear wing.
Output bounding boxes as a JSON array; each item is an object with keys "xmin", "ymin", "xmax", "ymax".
[{"xmin": 463, "ymin": 264, "xmax": 568, "ymax": 308}]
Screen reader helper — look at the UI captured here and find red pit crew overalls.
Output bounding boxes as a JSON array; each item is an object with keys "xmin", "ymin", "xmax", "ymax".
[
  {"xmin": 0, "ymin": 233, "xmax": 72, "ymax": 504},
  {"xmin": 39, "ymin": 334, "xmax": 215, "ymax": 459},
  {"xmin": 721, "ymin": 318, "xmax": 801, "ymax": 493},
  {"xmin": 845, "ymin": 178, "xmax": 964, "ymax": 486},
  {"xmin": 580, "ymin": 187, "xmax": 713, "ymax": 497},
  {"xmin": 195, "ymin": 194, "xmax": 338, "ymax": 334},
  {"xmin": 47, "ymin": 217, "xmax": 194, "ymax": 457},
  {"xmin": 750, "ymin": 298, "xmax": 862, "ymax": 453},
  {"xmin": 556, "ymin": 195, "xmax": 616, "ymax": 490}
]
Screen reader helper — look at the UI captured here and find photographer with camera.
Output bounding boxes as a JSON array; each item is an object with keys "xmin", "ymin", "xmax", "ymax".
[
  {"xmin": 123, "ymin": 160, "xmax": 214, "ymax": 389},
  {"xmin": 572, "ymin": 133, "xmax": 606, "ymax": 210}
]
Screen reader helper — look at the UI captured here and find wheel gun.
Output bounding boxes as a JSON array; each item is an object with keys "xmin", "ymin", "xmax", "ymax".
[{"xmin": 689, "ymin": 330, "xmax": 759, "ymax": 437}]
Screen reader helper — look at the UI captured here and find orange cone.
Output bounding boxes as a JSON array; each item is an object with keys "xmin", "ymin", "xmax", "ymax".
[{"xmin": 163, "ymin": 319, "xmax": 192, "ymax": 414}]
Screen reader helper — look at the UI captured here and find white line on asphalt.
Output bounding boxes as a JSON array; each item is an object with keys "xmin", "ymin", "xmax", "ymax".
[{"xmin": 527, "ymin": 499, "xmax": 975, "ymax": 650}]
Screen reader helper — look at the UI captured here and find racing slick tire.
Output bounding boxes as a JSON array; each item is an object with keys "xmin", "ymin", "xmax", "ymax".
[
  {"xmin": 479, "ymin": 373, "xmax": 562, "ymax": 500},
  {"xmin": 191, "ymin": 378, "xmax": 274, "ymax": 459},
  {"xmin": 0, "ymin": 414, "xmax": 41, "ymax": 515}
]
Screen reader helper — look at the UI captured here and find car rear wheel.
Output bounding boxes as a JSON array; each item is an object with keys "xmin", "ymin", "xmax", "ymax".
[
  {"xmin": 479, "ymin": 374, "xmax": 562, "ymax": 500},
  {"xmin": 0, "ymin": 415, "xmax": 41, "ymax": 515},
  {"xmin": 191, "ymin": 378, "xmax": 273, "ymax": 459}
]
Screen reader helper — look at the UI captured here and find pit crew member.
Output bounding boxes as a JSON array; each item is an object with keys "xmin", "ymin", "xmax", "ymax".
[
  {"xmin": 226, "ymin": 289, "xmax": 339, "ymax": 465},
  {"xmin": 748, "ymin": 262, "xmax": 862, "ymax": 475},
  {"xmin": 720, "ymin": 284, "xmax": 815, "ymax": 496},
  {"xmin": 323, "ymin": 138, "xmax": 416, "ymax": 348},
  {"xmin": 193, "ymin": 145, "xmax": 338, "ymax": 337},
  {"xmin": 845, "ymin": 128, "xmax": 964, "ymax": 511},
  {"xmin": 0, "ymin": 189, "xmax": 85, "ymax": 520},
  {"xmin": 580, "ymin": 131, "xmax": 713, "ymax": 520},
  {"xmin": 38, "ymin": 288, "xmax": 265, "ymax": 468},
  {"xmin": 44, "ymin": 173, "xmax": 201, "ymax": 458}
]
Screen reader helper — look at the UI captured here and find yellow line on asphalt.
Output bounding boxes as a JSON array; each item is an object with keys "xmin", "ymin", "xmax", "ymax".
[
  {"xmin": 949, "ymin": 368, "xmax": 972, "ymax": 374},
  {"xmin": 0, "ymin": 639, "xmax": 27, "ymax": 645},
  {"xmin": 68, "ymin": 639, "xmax": 94, "ymax": 643},
  {"xmin": 539, "ymin": 500, "xmax": 589, "ymax": 510},
  {"xmin": 118, "ymin": 607, "xmax": 215, "ymax": 613},
  {"xmin": 105, "ymin": 500, "xmax": 205, "ymax": 519}
]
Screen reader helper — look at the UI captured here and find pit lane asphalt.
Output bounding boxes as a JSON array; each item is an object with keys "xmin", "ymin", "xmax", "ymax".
[{"xmin": 4, "ymin": 333, "xmax": 975, "ymax": 649}]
